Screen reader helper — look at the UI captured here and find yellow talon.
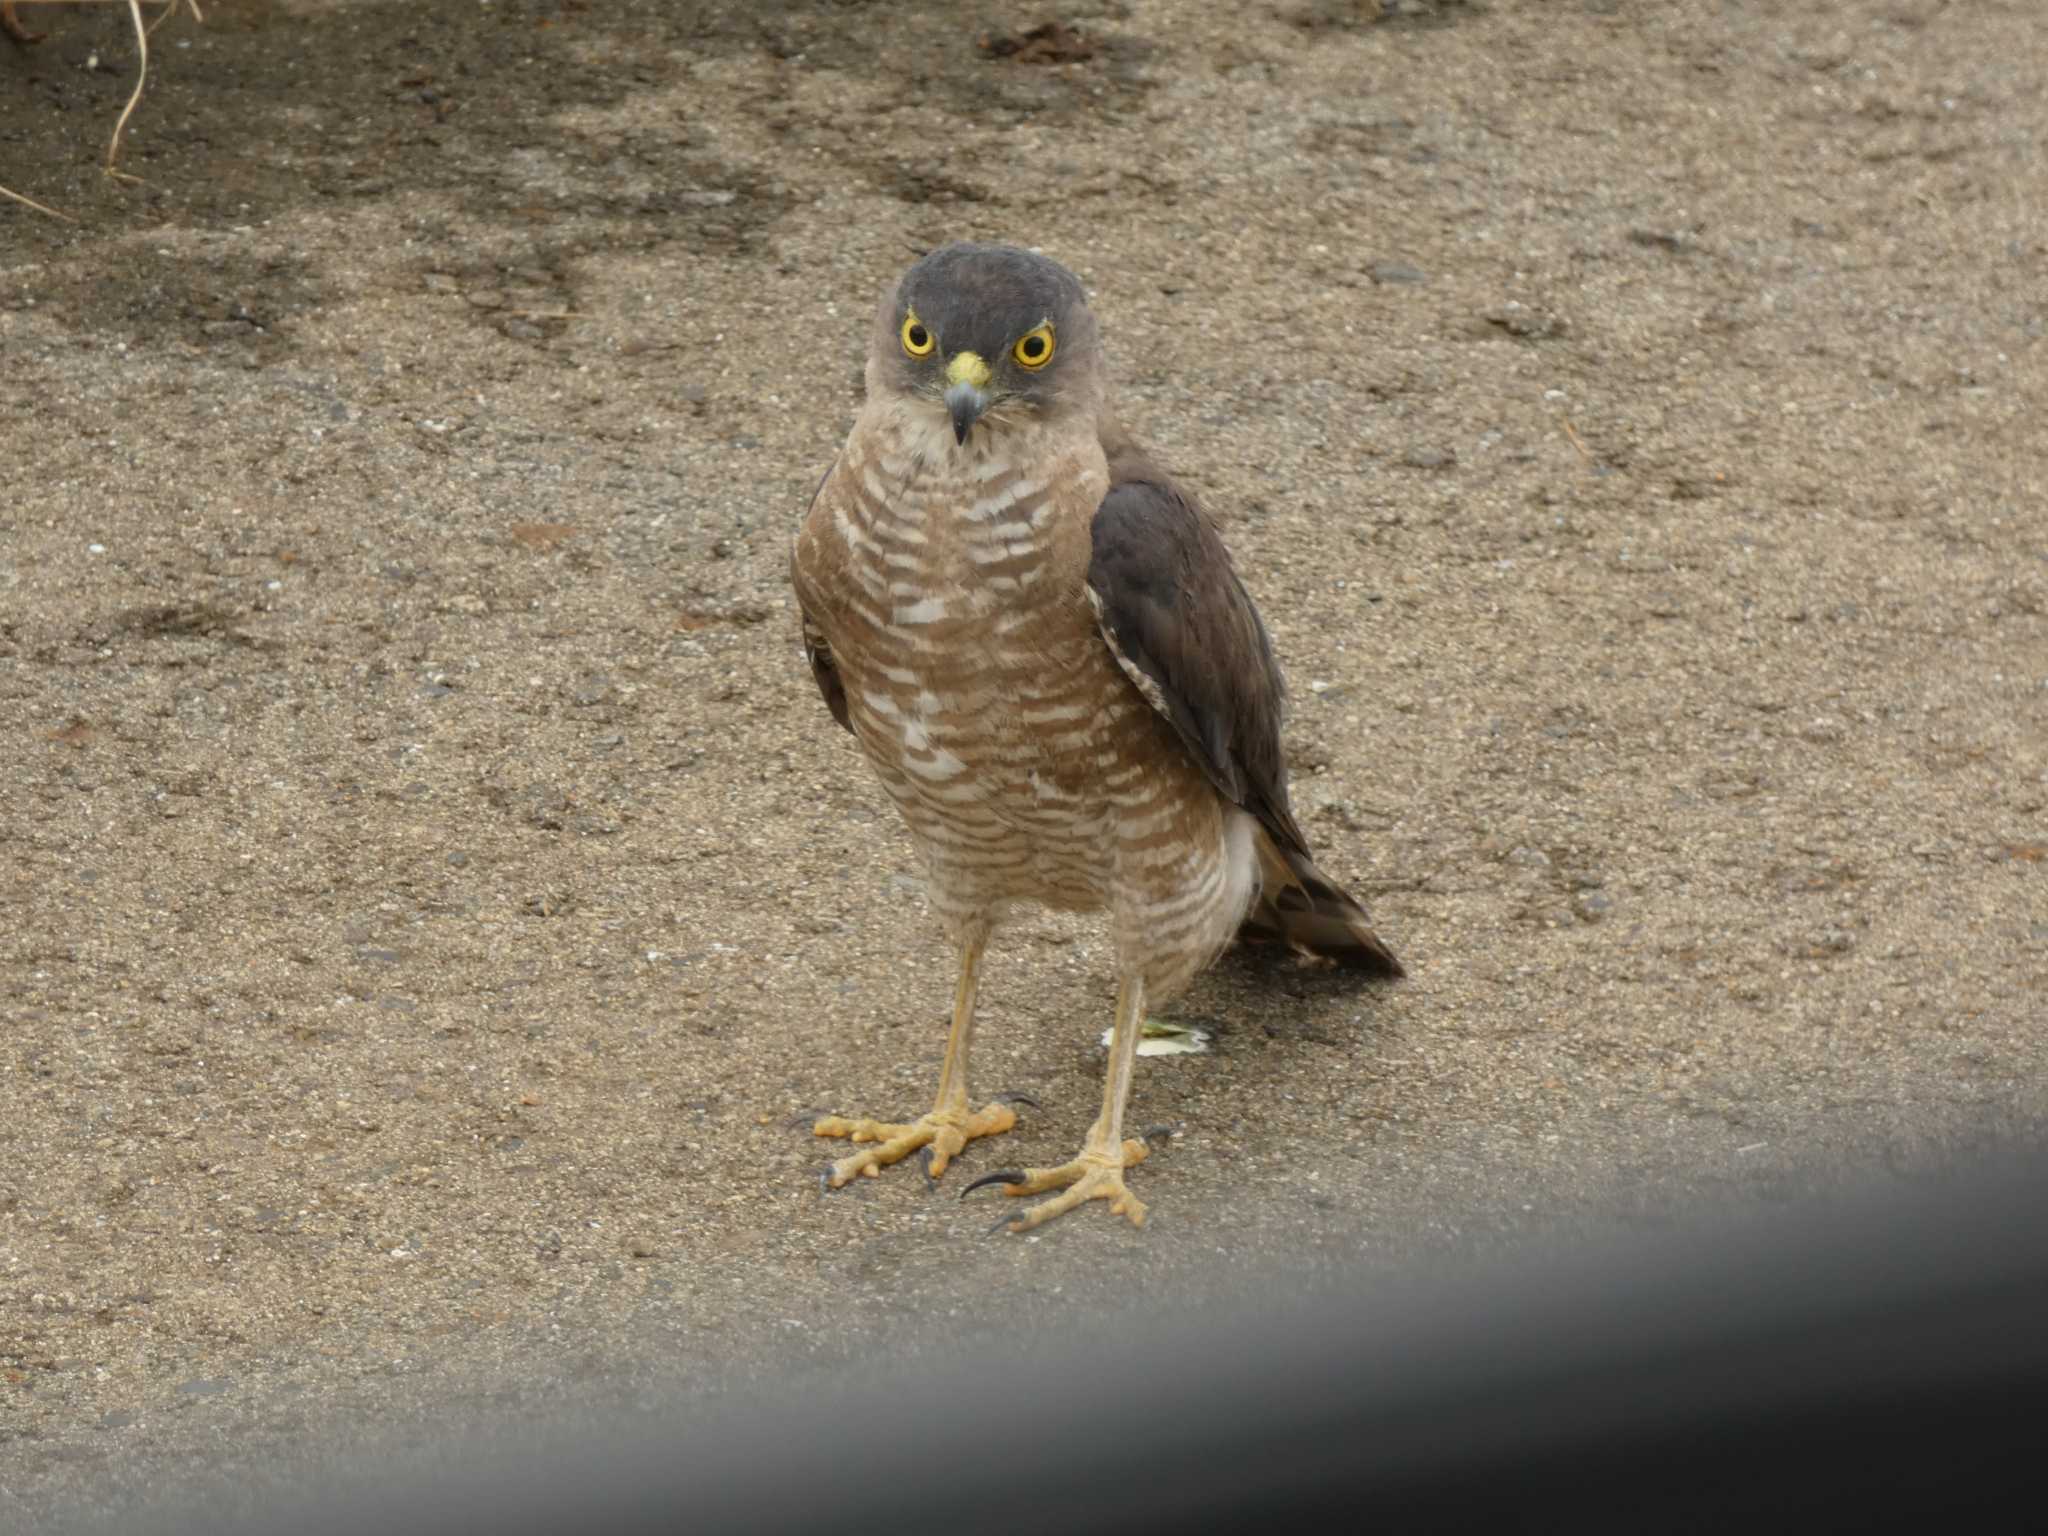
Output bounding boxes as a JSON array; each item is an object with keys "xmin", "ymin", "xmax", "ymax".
[
  {"xmin": 975, "ymin": 1140, "xmax": 1151, "ymax": 1233},
  {"xmin": 814, "ymin": 1102, "xmax": 1019, "ymax": 1189}
]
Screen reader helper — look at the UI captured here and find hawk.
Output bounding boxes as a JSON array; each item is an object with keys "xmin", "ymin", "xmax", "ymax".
[{"xmin": 792, "ymin": 244, "xmax": 1401, "ymax": 1233}]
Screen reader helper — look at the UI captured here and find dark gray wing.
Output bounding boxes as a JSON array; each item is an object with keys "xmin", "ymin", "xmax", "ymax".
[
  {"xmin": 1088, "ymin": 431, "xmax": 1402, "ymax": 977},
  {"xmin": 1085, "ymin": 449, "xmax": 1310, "ymax": 858}
]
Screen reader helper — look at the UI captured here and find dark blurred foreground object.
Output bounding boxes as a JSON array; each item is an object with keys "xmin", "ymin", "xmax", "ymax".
[{"xmin": 183, "ymin": 1154, "xmax": 2046, "ymax": 1535}]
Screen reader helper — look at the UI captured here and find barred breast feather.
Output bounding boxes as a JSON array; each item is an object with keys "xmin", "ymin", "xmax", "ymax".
[{"xmin": 794, "ymin": 399, "xmax": 1259, "ymax": 998}]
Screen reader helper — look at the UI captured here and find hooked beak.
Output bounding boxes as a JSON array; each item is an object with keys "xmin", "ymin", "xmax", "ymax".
[{"xmin": 944, "ymin": 350, "xmax": 993, "ymax": 445}]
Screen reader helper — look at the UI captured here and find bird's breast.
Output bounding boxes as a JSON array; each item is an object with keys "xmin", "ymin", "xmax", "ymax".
[{"xmin": 816, "ymin": 424, "xmax": 1128, "ymax": 824}]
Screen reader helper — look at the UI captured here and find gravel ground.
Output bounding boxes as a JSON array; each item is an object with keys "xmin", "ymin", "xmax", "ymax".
[{"xmin": 3, "ymin": 0, "xmax": 2045, "ymax": 1525}]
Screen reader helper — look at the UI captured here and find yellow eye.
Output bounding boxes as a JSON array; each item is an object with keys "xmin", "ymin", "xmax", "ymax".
[
  {"xmin": 901, "ymin": 314, "xmax": 935, "ymax": 357},
  {"xmin": 1012, "ymin": 325, "xmax": 1055, "ymax": 369}
]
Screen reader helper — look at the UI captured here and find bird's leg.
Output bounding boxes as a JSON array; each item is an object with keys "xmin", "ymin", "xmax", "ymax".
[
  {"xmin": 967, "ymin": 972, "xmax": 1150, "ymax": 1233},
  {"xmin": 813, "ymin": 934, "xmax": 1020, "ymax": 1187}
]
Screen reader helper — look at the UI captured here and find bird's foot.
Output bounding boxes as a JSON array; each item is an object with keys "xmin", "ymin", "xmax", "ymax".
[
  {"xmin": 963, "ymin": 1139, "xmax": 1150, "ymax": 1233},
  {"xmin": 813, "ymin": 1100, "xmax": 1019, "ymax": 1188},
  {"xmin": 2, "ymin": 4, "xmax": 47, "ymax": 46}
]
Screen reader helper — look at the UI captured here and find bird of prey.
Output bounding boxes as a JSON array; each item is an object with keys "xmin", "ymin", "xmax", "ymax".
[{"xmin": 792, "ymin": 243, "xmax": 1401, "ymax": 1233}]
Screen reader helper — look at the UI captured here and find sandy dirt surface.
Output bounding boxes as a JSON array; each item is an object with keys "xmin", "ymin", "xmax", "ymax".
[{"xmin": 3, "ymin": 0, "xmax": 2045, "ymax": 1523}]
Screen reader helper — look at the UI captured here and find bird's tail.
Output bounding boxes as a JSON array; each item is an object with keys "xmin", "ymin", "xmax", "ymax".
[{"xmin": 1237, "ymin": 828, "xmax": 1404, "ymax": 977}]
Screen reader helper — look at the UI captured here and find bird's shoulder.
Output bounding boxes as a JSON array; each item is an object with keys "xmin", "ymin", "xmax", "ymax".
[
  {"xmin": 791, "ymin": 454, "xmax": 843, "ymax": 607},
  {"xmin": 793, "ymin": 406, "xmax": 902, "ymax": 613},
  {"xmin": 1086, "ymin": 421, "xmax": 1252, "ymax": 630}
]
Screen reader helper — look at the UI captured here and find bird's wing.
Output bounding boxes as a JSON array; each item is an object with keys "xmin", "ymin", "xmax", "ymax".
[
  {"xmin": 1087, "ymin": 428, "xmax": 1401, "ymax": 976},
  {"xmin": 1084, "ymin": 433, "xmax": 1308, "ymax": 857},
  {"xmin": 793, "ymin": 464, "xmax": 854, "ymax": 735}
]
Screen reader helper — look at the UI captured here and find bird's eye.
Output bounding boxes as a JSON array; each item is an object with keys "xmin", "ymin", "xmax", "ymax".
[
  {"xmin": 1012, "ymin": 325, "xmax": 1055, "ymax": 369},
  {"xmin": 901, "ymin": 315, "xmax": 935, "ymax": 357}
]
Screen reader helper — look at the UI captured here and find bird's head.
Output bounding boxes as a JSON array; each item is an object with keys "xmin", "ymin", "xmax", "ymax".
[{"xmin": 867, "ymin": 243, "xmax": 1102, "ymax": 448}]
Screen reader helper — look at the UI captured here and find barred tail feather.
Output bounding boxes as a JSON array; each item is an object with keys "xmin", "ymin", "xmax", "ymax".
[{"xmin": 1238, "ymin": 830, "xmax": 1403, "ymax": 977}]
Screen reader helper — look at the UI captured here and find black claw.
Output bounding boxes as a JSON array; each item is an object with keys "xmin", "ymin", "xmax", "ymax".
[
  {"xmin": 1139, "ymin": 1122, "xmax": 1182, "ymax": 1145},
  {"xmin": 817, "ymin": 1166, "xmax": 835, "ymax": 1197},
  {"xmin": 985, "ymin": 1212, "xmax": 1020, "ymax": 1237},
  {"xmin": 961, "ymin": 1169, "xmax": 1027, "ymax": 1199},
  {"xmin": 919, "ymin": 1145, "xmax": 938, "ymax": 1186},
  {"xmin": 787, "ymin": 1108, "xmax": 829, "ymax": 1131},
  {"xmin": 992, "ymin": 1091, "xmax": 1042, "ymax": 1110}
]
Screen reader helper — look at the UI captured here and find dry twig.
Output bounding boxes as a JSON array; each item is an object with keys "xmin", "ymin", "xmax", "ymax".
[{"xmin": 0, "ymin": 1, "xmax": 205, "ymax": 217}]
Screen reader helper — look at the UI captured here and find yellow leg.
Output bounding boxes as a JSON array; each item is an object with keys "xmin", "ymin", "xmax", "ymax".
[
  {"xmin": 814, "ymin": 936, "xmax": 1020, "ymax": 1187},
  {"xmin": 969, "ymin": 971, "xmax": 1151, "ymax": 1233}
]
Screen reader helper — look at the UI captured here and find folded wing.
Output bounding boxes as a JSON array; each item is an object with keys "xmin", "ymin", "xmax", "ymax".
[{"xmin": 1086, "ymin": 428, "xmax": 1401, "ymax": 976}]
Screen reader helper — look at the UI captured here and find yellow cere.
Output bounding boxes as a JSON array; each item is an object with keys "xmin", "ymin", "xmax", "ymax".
[
  {"xmin": 944, "ymin": 350, "xmax": 992, "ymax": 390},
  {"xmin": 1012, "ymin": 324, "xmax": 1055, "ymax": 369},
  {"xmin": 900, "ymin": 312, "xmax": 935, "ymax": 357}
]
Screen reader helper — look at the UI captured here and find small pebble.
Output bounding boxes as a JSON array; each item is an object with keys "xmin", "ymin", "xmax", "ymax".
[{"xmin": 1368, "ymin": 260, "xmax": 1427, "ymax": 284}]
